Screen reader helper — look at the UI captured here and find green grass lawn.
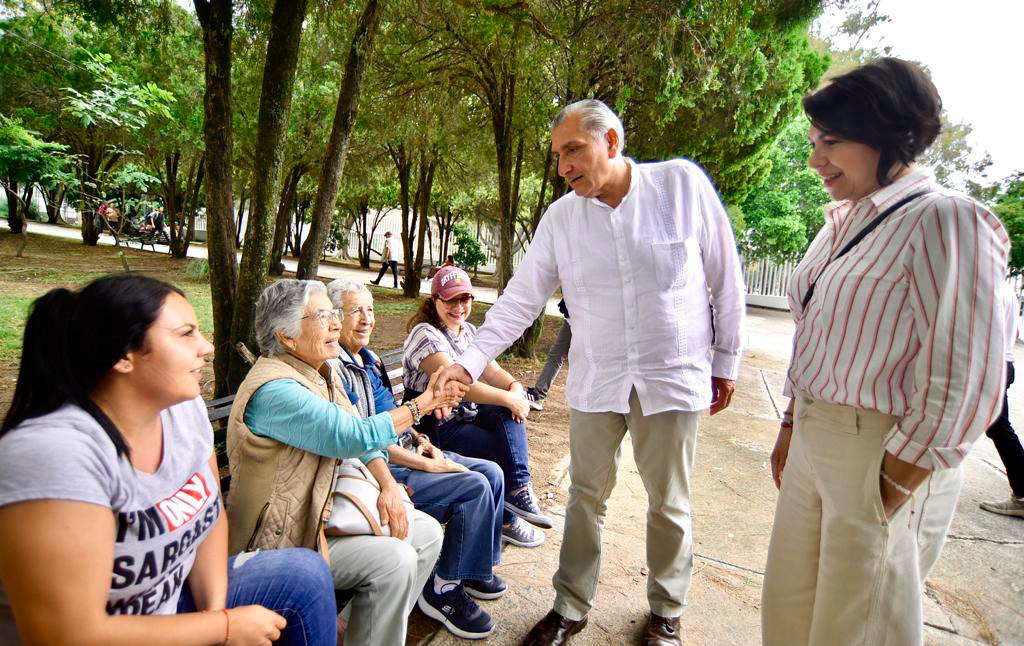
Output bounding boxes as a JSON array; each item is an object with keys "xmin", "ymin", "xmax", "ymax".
[
  {"xmin": 0, "ymin": 233, "xmax": 558, "ymax": 367},
  {"xmin": 0, "ymin": 296, "xmax": 35, "ymax": 361}
]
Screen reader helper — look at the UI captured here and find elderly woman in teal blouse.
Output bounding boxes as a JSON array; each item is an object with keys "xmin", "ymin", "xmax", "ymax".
[{"xmin": 226, "ymin": 278, "xmax": 465, "ymax": 646}]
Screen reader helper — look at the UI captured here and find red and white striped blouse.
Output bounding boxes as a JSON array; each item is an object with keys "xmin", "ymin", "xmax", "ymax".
[{"xmin": 785, "ymin": 170, "xmax": 1010, "ymax": 469}]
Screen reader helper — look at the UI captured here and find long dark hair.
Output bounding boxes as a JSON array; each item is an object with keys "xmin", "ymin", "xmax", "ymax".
[
  {"xmin": 407, "ymin": 296, "xmax": 444, "ymax": 332},
  {"xmin": 803, "ymin": 57, "xmax": 942, "ymax": 188},
  {"xmin": 1, "ymin": 273, "xmax": 183, "ymax": 456}
]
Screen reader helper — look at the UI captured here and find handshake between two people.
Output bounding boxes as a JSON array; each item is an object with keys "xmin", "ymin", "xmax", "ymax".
[
  {"xmin": 421, "ymin": 364, "xmax": 473, "ymax": 419},
  {"xmin": 428, "ymin": 363, "xmax": 474, "ymax": 419}
]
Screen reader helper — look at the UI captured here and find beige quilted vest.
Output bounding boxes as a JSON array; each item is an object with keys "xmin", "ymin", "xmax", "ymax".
[{"xmin": 225, "ymin": 353, "xmax": 358, "ymax": 555}]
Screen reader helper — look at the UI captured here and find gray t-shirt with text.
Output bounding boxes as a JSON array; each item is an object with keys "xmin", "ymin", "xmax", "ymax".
[{"xmin": 0, "ymin": 397, "xmax": 219, "ymax": 617}]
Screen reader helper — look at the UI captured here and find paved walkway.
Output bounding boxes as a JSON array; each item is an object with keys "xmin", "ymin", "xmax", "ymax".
[{"xmin": 13, "ymin": 221, "xmax": 566, "ymax": 316}]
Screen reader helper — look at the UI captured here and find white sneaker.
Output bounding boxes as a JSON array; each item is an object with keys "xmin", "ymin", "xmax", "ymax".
[{"xmin": 980, "ymin": 495, "xmax": 1024, "ymax": 518}]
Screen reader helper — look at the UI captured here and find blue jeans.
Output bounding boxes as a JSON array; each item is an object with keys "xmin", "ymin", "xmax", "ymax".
[
  {"xmin": 177, "ymin": 548, "xmax": 336, "ymax": 645},
  {"xmin": 426, "ymin": 404, "xmax": 533, "ymax": 523},
  {"xmin": 389, "ymin": 452, "xmax": 503, "ymax": 581}
]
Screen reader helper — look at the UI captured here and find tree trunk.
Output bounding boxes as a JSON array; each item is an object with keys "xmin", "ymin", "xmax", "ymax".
[
  {"xmin": 508, "ymin": 133, "xmax": 543, "ymax": 358},
  {"xmin": 228, "ymin": 0, "xmax": 309, "ymax": 391},
  {"xmin": 4, "ymin": 179, "xmax": 24, "ymax": 235},
  {"xmin": 234, "ymin": 186, "xmax": 247, "ymax": 247},
  {"xmin": 42, "ymin": 184, "xmax": 66, "ymax": 224},
  {"xmin": 172, "ymin": 154, "xmax": 204, "ymax": 258},
  {"xmin": 290, "ymin": 193, "xmax": 307, "ymax": 257},
  {"xmin": 408, "ymin": 149, "xmax": 437, "ymax": 297},
  {"xmin": 21, "ymin": 184, "xmax": 35, "ymax": 221},
  {"xmin": 270, "ymin": 164, "xmax": 304, "ymax": 275},
  {"xmin": 195, "ymin": 0, "xmax": 239, "ymax": 397},
  {"xmin": 352, "ymin": 199, "xmax": 374, "ymax": 268},
  {"xmin": 297, "ymin": 0, "xmax": 382, "ymax": 280},
  {"xmin": 388, "ymin": 143, "xmax": 419, "ymax": 297},
  {"xmin": 489, "ymin": 72, "xmax": 517, "ymax": 290},
  {"xmin": 162, "ymin": 150, "xmax": 182, "ymax": 249},
  {"xmin": 77, "ymin": 150, "xmax": 103, "ymax": 245}
]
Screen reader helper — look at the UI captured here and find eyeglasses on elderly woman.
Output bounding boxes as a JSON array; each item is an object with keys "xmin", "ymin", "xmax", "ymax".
[{"xmin": 301, "ymin": 308, "xmax": 342, "ymax": 328}]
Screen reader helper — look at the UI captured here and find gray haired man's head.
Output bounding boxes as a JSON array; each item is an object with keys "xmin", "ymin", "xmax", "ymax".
[
  {"xmin": 254, "ymin": 279, "xmax": 328, "ymax": 356},
  {"xmin": 551, "ymin": 99, "xmax": 625, "ymax": 156},
  {"xmin": 326, "ymin": 280, "xmax": 371, "ymax": 310}
]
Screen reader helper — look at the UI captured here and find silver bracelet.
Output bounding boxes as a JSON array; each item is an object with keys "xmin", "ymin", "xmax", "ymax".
[{"xmin": 880, "ymin": 470, "xmax": 912, "ymax": 496}]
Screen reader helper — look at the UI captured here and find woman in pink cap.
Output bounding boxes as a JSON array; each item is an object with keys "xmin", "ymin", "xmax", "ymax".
[{"xmin": 402, "ymin": 266, "xmax": 551, "ymax": 549}]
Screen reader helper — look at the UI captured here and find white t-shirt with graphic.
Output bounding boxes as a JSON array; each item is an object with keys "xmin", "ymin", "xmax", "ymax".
[{"xmin": 0, "ymin": 397, "xmax": 219, "ymax": 616}]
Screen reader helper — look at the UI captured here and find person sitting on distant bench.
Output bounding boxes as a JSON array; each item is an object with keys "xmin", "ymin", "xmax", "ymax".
[
  {"xmin": 428, "ymin": 256, "xmax": 457, "ymax": 279},
  {"xmin": 142, "ymin": 207, "xmax": 163, "ymax": 233}
]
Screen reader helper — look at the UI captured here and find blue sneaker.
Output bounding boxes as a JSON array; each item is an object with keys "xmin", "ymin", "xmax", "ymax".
[
  {"xmin": 463, "ymin": 575, "xmax": 508, "ymax": 600},
  {"xmin": 418, "ymin": 582, "xmax": 495, "ymax": 640},
  {"xmin": 502, "ymin": 515, "xmax": 545, "ymax": 548},
  {"xmin": 505, "ymin": 482, "xmax": 553, "ymax": 528}
]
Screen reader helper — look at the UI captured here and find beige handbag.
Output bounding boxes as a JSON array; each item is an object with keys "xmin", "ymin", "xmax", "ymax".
[{"xmin": 325, "ymin": 459, "xmax": 414, "ymax": 541}]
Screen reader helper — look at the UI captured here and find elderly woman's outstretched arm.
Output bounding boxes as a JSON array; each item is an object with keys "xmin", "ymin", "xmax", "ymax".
[
  {"xmin": 245, "ymin": 379, "xmax": 399, "ymax": 460},
  {"xmin": 244, "ymin": 370, "xmax": 466, "ymax": 461}
]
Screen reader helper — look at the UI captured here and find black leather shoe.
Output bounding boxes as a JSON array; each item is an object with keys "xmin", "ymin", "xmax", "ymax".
[
  {"xmin": 642, "ymin": 613, "xmax": 681, "ymax": 645},
  {"xmin": 521, "ymin": 609, "xmax": 588, "ymax": 645}
]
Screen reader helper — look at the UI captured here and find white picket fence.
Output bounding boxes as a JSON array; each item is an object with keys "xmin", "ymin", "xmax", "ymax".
[{"xmin": 741, "ymin": 256, "xmax": 1024, "ymax": 312}]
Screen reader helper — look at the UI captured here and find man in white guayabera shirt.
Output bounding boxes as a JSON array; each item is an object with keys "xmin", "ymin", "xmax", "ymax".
[{"xmin": 432, "ymin": 99, "xmax": 745, "ymax": 646}]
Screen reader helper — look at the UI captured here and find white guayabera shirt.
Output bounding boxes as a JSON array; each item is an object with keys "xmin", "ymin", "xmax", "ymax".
[{"xmin": 459, "ymin": 158, "xmax": 746, "ymax": 415}]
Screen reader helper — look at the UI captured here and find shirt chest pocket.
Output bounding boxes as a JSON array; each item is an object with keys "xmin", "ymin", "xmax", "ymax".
[{"xmin": 650, "ymin": 238, "xmax": 698, "ymax": 290}]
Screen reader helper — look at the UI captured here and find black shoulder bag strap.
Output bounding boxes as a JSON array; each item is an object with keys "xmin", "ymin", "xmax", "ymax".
[{"xmin": 801, "ymin": 190, "xmax": 931, "ymax": 310}]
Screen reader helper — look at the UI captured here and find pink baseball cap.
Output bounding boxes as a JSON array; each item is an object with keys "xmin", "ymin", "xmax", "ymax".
[{"xmin": 432, "ymin": 266, "xmax": 473, "ymax": 301}]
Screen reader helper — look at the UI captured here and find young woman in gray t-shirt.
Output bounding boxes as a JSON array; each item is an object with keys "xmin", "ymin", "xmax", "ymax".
[{"xmin": 0, "ymin": 274, "xmax": 336, "ymax": 645}]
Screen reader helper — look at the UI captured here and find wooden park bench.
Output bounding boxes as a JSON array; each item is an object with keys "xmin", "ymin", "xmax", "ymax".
[{"xmin": 122, "ymin": 224, "xmax": 171, "ymax": 252}]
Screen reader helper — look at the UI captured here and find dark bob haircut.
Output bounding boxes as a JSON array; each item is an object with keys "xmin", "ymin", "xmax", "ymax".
[{"xmin": 802, "ymin": 57, "xmax": 942, "ymax": 188}]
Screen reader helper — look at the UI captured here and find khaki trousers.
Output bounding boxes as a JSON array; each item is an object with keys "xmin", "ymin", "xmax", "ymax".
[
  {"xmin": 328, "ymin": 509, "xmax": 443, "ymax": 646},
  {"xmin": 762, "ymin": 393, "xmax": 963, "ymax": 646},
  {"xmin": 553, "ymin": 389, "xmax": 703, "ymax": 620}
]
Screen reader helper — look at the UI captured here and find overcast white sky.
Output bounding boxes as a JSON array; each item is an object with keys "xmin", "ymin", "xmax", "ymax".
[{"xmin": 815, "ymin": 0, "xmax": 1024, "ymax": 184}]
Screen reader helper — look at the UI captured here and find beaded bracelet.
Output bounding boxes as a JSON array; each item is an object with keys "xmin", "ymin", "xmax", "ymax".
[
  {"xmin": 880, "ymin": 470, "xmax": 912, "ymax": 496},
  {"xmin": 405, "ymin": 400, "xmax": 422, "ymax": 425},
  {"xmin": 221, "ymin": 608, "xmax": 230, "ymax": 645}
]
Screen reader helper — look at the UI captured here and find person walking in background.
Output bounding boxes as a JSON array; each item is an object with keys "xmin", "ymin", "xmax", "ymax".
[
  {"xmin": 431, "ymin": 99, "xmax": 745, "ymax": 646},
  {"xmin": 525, "ymin": 299, "xmax": 571, "ymax": 412},
  {"xmin": 980, "ymin": 282, "xmax": 1024, "ymax": 518},
  {"xmin": 762, "ymin": 58, "xmax": 1009, "ymax": 646},
  {"xmin": 370, "ymin": 231, "xmax": 400, "ymax": 288}
]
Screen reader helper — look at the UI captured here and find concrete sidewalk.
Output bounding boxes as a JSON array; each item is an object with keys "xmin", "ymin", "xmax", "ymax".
[
  {"xmin": 12, "ymin": 221, "xmax": 567, "ymax": 316},
  {"xmin": 427, "ymin": 308, "xmax": 1023, "ymax": 645}
]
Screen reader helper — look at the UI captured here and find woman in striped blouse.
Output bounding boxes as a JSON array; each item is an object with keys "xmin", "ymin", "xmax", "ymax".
[{"xmin": 761, "ymin": 58, "xmax": 1010, "ymax": 646}]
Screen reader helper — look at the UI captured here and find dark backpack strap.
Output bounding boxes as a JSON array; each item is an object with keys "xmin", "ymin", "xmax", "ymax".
[
  {"xmin": 801, "ymin": 190, "xmax": 931, "ymax": 310},
  {"xmin": 373, "ymin": 357, "xmax": 394, "ymax": 394}
]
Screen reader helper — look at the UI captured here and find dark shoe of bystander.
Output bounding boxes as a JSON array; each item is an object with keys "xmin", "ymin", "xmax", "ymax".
[
  {"xmin": 521, "ymin": 609, "xmax": 588, "ymax": 646},
  {"xmin": 642, "ymin": 613, "xmax": 681, "ymax": 646}
]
